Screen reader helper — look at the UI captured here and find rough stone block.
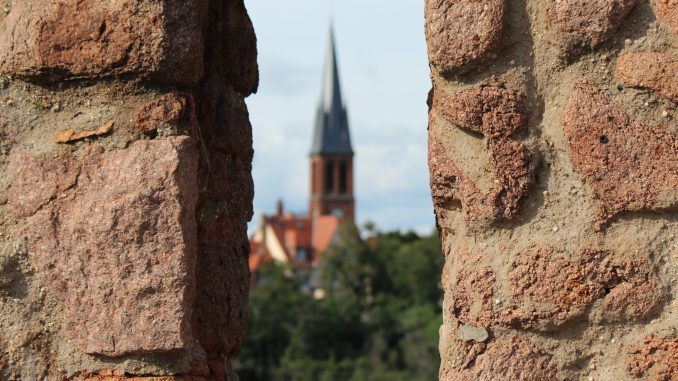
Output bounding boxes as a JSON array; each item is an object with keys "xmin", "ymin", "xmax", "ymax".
[
  {"xmin": 0, "ymin": 0, "xmax": 208, "ymax": 85},
  {"xmin": 428, "ymin": 0, "xmax": 676, "ymax": 378},
  {"xmin": 193, "ymin": 215, "xmax": 250, "ymax": 355},
  {"xmin": 446, "ymin": 248, "xmax": 496, "ymax": 327},
  {"xmin": 428, "ymin": 125, "xmax": 486, "ymax": 223},
  {"xmin": 215, "ymin": 0, "xmax": 259, "ymax": 96},
  {"xmin": 428, "ymin": 87, "xmax": 532, "ymax": 223},
  {"xmin": 561, "ymin": 79, "xmax": 678, "ymax": 230},
  {"xmin": 191, "ymin": 152, "xmax": 252, "ymax": 355},
  {"xmin": 441, "ymin": 337, "xmax": 558, "ymax": 381},
  {"xmin": 653, "ymin": 0, "xmax": 678, "ymax": 34},
  {"xmin": 71, "ymin": 370, "xmax": 229, "ymax": 381},
  {"xmin": 433, "ymin": 86, "xmax": 528, "ymax": 138},
  {"xmin": 599, "ymin": 278, "xmax": 665, "ymax": 322},
  {"xmin": 503, "ymin": 247, "xmax": 664, "ymax": 328},
  {"xmin": 615, "ymin": 51, "xmax": 678, "ymax": 102},
  {"xmin": 447, "ymin": 245, "xmax": 664, "ymax": 330},
  {"xmin": 424, "ymin": 0, "xmax": 504, "ymax": 75},
  {"xmin": 7, "ymin": 154, "xmax": 79, "ymax": 218},
  {"xmin": 18, "ymin": 137, "xmax": 199, "ymax": 356},
  {"xmin": 135, "ymin": 92, "xmax": 198, "ymax": 135},
  {"xmin": 506, "ymin": 247, "xmax": 618, "ymax": 327},
  {"xmin": 487, "ymin": 138, "xmax": 532, "ymax": 220},
  {"xmin": 545, "ymin": 0, "xmax": 637, "ymax": 48},
  {"xmin": 627, "ymin": 336, "xmax": 677, "ymax": 380}
]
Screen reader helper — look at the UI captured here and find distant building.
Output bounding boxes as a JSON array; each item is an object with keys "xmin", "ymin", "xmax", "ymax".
[{"xmin": 249, "ymin": 26, "xmax": 355, "ymax": 286}]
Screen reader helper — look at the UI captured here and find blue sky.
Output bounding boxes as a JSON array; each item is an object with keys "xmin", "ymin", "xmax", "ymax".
[{"xmin": 245, "ymin": 1, "xmax": 434, "ymax": 234}]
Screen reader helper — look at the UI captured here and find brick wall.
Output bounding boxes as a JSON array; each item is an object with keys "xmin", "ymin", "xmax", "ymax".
[
  {"xmin": 425, "ymin": 0, "xmax": 676, "ymax": 380},
  {"xmin": 0, "ymin": 1, "xmax": 257, "ymax": 379}
]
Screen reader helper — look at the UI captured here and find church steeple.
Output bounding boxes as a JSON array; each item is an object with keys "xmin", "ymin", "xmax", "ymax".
[
  {"xmin": 309, "ymin": 25, "xmax": 355, "ymax": 222},
  {"xmin": 310, "ymin": 26, "xmax": 353, "ymax": 156}
]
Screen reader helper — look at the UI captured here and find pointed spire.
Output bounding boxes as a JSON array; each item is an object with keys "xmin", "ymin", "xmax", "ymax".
[
  {"xmin": 322, "ymin": 26, "xmax": 341, "ymax": 112},
  {"xmin": 329, "ymin": 0, "xmax": 335, "ymax": 23},
  {"xmin": 311, "ymin": 25, "xmax": 354, "ymax": 156}
]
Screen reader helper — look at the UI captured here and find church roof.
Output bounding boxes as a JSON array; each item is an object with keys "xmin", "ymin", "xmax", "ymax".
[
  {"xmin": 248, "ymin": 205, "xmax": 343, "ymax": 273},
  {"xmin": 310, "ymin": 26, "xmax": 354, "ymax": 156}
]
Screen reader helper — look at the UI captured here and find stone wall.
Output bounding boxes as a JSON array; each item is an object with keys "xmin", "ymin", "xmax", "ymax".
[
  {"xmin": 425, "ymin": 0, "xmax": 676, "ymax": 380},
  {"xmin": 0, "ymin": 1, "xmax": 257, "ymax": 379}
]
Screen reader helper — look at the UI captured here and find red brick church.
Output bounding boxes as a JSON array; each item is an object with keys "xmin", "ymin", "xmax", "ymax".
[{"xmin": 249, "ymin": 26, "xmax": 355, "ymax": 282}]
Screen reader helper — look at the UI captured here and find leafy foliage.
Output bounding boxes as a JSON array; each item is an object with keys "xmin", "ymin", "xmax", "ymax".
[{"xmin": 234, "ymin": 222, "xmax": 443, "ymax": 381}]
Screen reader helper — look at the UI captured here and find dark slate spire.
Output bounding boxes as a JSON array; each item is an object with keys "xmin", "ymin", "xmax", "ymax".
[{"xmin": 310, "ymin": 25, "xmax": 354, "ymax": 156}]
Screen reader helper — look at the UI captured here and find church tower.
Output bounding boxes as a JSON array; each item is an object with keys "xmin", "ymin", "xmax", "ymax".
[
  {"xmin": 309, "ymin": 26, "xmax": 355, "ymax": 221},
  {"xmin": 248, "ymin": 25, "xmax": 356, "ymax": 278}
]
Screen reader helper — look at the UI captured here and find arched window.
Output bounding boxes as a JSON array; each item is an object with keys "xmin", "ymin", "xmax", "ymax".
[
  {"xmin": 312, "ymin": 162, "xmax": 317, "ymax": 193},
  {"xmin": 325, "ymin": 160, "xmax": 334, "ymax": 193},
  {"xmin": 339, "ymin": 160, "xmax": 347, "ymax": 194}
]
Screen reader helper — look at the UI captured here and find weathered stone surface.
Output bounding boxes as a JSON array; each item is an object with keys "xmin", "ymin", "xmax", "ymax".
[
  {"xmin": 73, "ymin": 375, "xmax": 224, "ymax": 381},
  {"xmin": 428, "ymin": 1, "xmax": 676, "ymax": 379},
  {"xmin": 199, "ymin": 87, "xmax": 255, "ymax": 160},
  {"xmin": 627, "ymin": 336, "xmax": 678, "ymax": 380},
  {"xmin": 448, "ymin": 245, "xmax": 664, "ymax": 330},
  {"xmin": 192, "ymin": 152, "xmax": 252, "ymax": 355},
  {"xmin": 21, "ymin": 137, "xmax": 199, "ymax": 356},
  {"xmin": 440, "ymin": 339, "xmax": 487, "ymax": 375},
  {"xmin": 598, "ymin": 278, "xmax": 665, "ymax": 322},
  {"xmin": 561, "ymin": 79, "xmax": 678, "ymax": 230},
  {"xmin": 504, "ymin": 247, "xmax": 664, "ymax": 328},
  {"xmin": 428, "ymin": 132, "xmax": 532, "ymax": 224},
  {"xmin": 457, "ymin": 324, "xmax": 489, "ymax": 343},
  {"xmin": 0, "ymin": 0, "xmax": 208, "ymax": 84},
  {"xmin": 470, "ymin": 337, "xmax": 558, "ymax": 381},
  {"xmin": 488, "ymin": 138, "xmax": 532, "ymax": 220},
  {"xmin": 0, "ymin": 123, "xmax": 16, "ymax": 155},
  {"xmin": 0, "ymin": 0, "xmax": 257, "ymax": 377},
  {"xmin": 445, "ymin": 248, "xmax": 496, "ymax": 327},
  {"xmin": 545, "ymin": 0, "xmax": 638, "ymax": 48},
  {"xmin": 441, "ymin": 337, "xmax": 559, "ymax": 381},
  {"xmin": 653, "ymin": 0, "xmax": 678, "ymax": 34},
  {"xmin": 193, "ymin": 217, "xmax": 250, "ymax": 356},
  {"xmin": 212, "ymin": 0, "xmax": 259, "ymax": 95},
  {"xmin": 70, "ymin": 360, "xmax": 234, "ymax": 380},
  {"xmin": 7, "ymin": 154, "xmax": 79, "ymax": 218},
  {"xmin": 424, "ymin": 0, "xmax": 504, "ymax": 75},
  {"xmin": 428, "ymin": 128, "xmax": 486, "ymax": 223},
  {"xmin": 55, "ymin": 120, "xmax": 115, "ymax": 143},
  {"xmin": 189, "ymin": 2, "xmax": 257, "ymax": 352},
  {"xmin": 136, "ymin": 93, "xmax": 198, "ymax": 135},
  {"xmin": 615, "ymin": 51, "xmax": 678, "ymax": 102},
  {"xmin": 429, "ymin": 87, "xmax": 532, "ymax": 223},
  {"xmin": 505, "ymin": 247, "xmax": 618, "ymax": 327},
  {"xmin": 0, "ymin": 251, "xmax": 21, "ymax": 294},
  {"xmin": 434, "ymin": 86, "xmax": 528, "ymax": 138}
]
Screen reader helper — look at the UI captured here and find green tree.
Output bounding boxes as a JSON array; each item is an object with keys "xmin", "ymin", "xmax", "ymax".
[
  {"xmin": 319, "ymin": 221, "xmax": 371, "ymax": 302},
  {"xmin": 235, "ymin": 263, "xmax": 307, "ymax": 381},
  {"xmin": 234, "ymin": 224, "xmax": 443, "ymax": 381}
]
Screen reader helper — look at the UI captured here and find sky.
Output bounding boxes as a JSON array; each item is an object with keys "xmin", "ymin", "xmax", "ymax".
[{"xmin": 245, "ymin": 1, "xmax": 434, "ymax": 234}]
